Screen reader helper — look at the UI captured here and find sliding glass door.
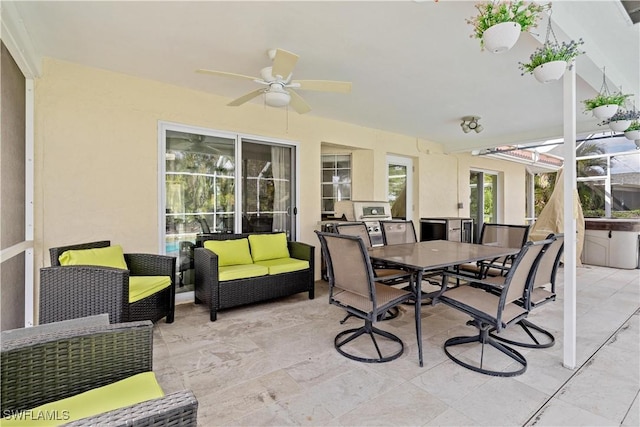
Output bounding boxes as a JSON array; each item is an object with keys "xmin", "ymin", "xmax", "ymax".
[{"xmin": 159, "ymin": 124, "xmax": 298, "ymax": 295}]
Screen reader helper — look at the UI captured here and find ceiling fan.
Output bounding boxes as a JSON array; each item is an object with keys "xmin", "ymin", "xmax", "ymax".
[{"xmin": 196, "ymin": 48, "xmax": 352, "ymax": 114}]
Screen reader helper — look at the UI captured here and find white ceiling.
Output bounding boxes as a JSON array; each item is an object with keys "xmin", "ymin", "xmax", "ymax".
[{"xmin": 4, "ymin": 0, "xmax": 639, "ymax": 153}]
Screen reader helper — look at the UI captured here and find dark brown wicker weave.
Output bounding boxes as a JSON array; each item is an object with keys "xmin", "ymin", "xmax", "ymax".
[
  {"xmin": 194, "ymin": 233, "xmax": 315, "ymax": 321},
  {"xmin": 1, "ymin": 320, "xmax": 198, "ymax": 426},
  {"xmin": 40, "ymin": 241, "xmax": 176, "ymax": 324}
]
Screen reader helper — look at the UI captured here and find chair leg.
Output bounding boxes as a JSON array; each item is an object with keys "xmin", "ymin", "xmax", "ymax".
[
  {"xmin": 443, "ymin": 323, "xmax": 527, "ymax": 377},
  {"xmin": 335, "ymin": 319, "xmax": 404, "ymax": 363},
  {"xmin": 490, "ymin": 319, "xmax": 555, "ymax": 349}
]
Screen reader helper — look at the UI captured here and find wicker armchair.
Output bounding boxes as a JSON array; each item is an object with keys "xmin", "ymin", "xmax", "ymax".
[
  {"xmin": 40, "ymin": 240, "xmax": 176, "ymax": 324},
  {"xmin": 1, "ymin": 318, "xmax": 197, "ymax": 426}
]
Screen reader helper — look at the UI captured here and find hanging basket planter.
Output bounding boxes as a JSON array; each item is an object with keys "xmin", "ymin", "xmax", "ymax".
[
  {"xmin": 532, "ymin": 60, "xmax": 567, "ymax": 83},
  {"xmin": 583, "ymin": 67, "xmax": 632, "ymax": 120},
  {"xmin": 467, "ymin": 2, "xmax": 549, "ymax": 52},
  {"xmin": 518, "ymin": 13, "xmax": 584, "ymax": 83},
  {"xmin": 609, "ymin": 119, "xmax": 632, "ymax": 132},
  {"xmin": 482, "ymin": 22, "xmax": 521, "ymax": 53},
  {"xmin": 592, "ymin": 104, "xmax": 619, "ymax": 120},
  {"xmin": 624, "ymin": 129, "xmax": 640, "ymax": 141}
]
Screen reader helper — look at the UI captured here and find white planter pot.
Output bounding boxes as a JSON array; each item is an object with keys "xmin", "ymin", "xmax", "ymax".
[
  {"xmin": 592, "ymin": 104, "xmax": 619, "ymax": 120},
  {"xmin": 482, "ymin": 22, "xmax": 521, "ymax": 53},
  {"xmin": 609, "ymin": 120, "xmax": 632, "ymax": 132},
  {"xmin": 623, "ymin": 129, "xmax": 640, "ymax": 141},
  {"xmin": 533, "ymin": 60, "xmax": 567, "ymax": 83}
]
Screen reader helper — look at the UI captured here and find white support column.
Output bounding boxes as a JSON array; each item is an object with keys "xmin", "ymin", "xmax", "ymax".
[
  {"xmin": 25, "ymin": 79, "xmax": 35, "ymax": 327},
  {"xmin": 563, "ymin": 66, "xmax": 577, "ymax": 369}
]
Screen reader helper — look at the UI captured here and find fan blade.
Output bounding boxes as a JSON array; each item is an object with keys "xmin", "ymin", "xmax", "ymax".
[
  {"xmin": 228, "ymin": 89, "xmax": 264, "ymax": 106},
  {"xmin": 196, "ymin": 69, "xmax": 258, "ymax": 82},
  {"xmin": 288, "ymin": 90, "xmax": 312, "ymax": 114},
  {"xmin": 291, "ymin": 80, "xmax": 352, "ymax": 93},
  {"xmin": 272, "ymin": 49, "xmax": 299, "ymax": 79}
]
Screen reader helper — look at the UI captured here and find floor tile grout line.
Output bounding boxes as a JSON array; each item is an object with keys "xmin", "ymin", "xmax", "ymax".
[
  {"xmin": 620, "ymin": 389, "xmax": 640, "ymax": 426},
  {"xmin": 524, "ymin": 307, "xmax": 639, "ymax": 426}
]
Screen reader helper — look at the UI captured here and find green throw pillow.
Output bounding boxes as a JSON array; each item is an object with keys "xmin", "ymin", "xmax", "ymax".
[
  {"xmin": 248, "ymin": 233, "xmax": 289, "ymax": 262},
  {"xmin": 58, "ymin": 245, "xmax": 128, "ymax": 270},
  {"xmin": 203, "ymin": 239, "xmax": 253, "ymax": 266}
]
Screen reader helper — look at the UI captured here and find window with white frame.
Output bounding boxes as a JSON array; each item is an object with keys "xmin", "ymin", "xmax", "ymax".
[{"xmin": 321, "ymin": 154, "xmax": 351, "ymax": 215}]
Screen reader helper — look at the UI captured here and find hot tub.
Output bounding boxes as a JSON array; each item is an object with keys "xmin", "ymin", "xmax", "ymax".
[{"xmin": 582, "ymin": 219, "xmax": 640, "ymax": 269}]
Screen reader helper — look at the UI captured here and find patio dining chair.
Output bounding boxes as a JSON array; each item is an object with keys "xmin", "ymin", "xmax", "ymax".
[
  {"xmin": 491, "ymin": 233, "xmax": 564, "ymax": 349},
  {"xmin": 433, "ymin": 238, "xmax": 551, "ymax": 376},
  {"xmin": 335, "ymin": 222, "xmax": 412, "ymax": 285},
  {"xmin": 458, "ymin": 223, "xmax": 531, "ymax": 278},
  {"xmin": 315, "ymin": 231, "xmax": 415, "ymax": 363},
  {"xmin": 379, "ymin": 220, "xmax": 417, "ymax": 245},
  {"xmin": 40, "ymin": 240, "xmax": 176, "ymax": 324},
  {"xmin": 334, "ymin": 222, "xmax": 412, "ymax": 321},
  {"xmin": 380, "ymin": 219, "xmax": 441, "ymax": 303}
]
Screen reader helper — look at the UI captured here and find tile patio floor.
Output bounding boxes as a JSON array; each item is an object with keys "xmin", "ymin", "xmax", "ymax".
[{"xmin": 153, "ymin": 264, "xmax": 639, "ymax": 426}]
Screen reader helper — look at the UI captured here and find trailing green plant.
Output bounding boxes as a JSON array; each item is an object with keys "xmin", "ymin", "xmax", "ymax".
[
  {"xmin": 582, "ymin": 91, "xmax": 632, "ymax": 111},
  {"xmin": 466, "ymin": 1, "xmax": 549, "ymax": 46},
  {"xmin": 624, "ymin": 120, "xmax": 640, "ymax": 132},
  {"xmin": 518, "ymin": 39, "xmax": 584, "ymax": 75}
]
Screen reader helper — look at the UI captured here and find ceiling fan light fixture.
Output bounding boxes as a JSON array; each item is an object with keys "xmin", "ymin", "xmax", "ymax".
[
  {"xmin": 461, "ymin": 116, "xmax": 483, "ymax": 134},
  {"xmin": 265, "ymin": 89, "xmax": 291, "ymax": 108}
]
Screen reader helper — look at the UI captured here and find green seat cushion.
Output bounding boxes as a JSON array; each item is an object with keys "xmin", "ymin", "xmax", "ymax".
[
  {"xmin": 248, "ymin": 233, "xmax": 289, "ymax": 262},
  {"xmin": 203, "ymin": 239, "xmax": 253, "ymax": 266},
  {"xmin": 58, "ymin": 245, "xmax": 128, "ymax": 270},
  {"xmin": 254, "ymin": 258, "xmax": 310, "ymax": 275},
  {"xmin": 0, "ymin": 372, "xmax": 163, "ymax": 427},
  {"xmin": 129, "ymin": 276, "xmax": 172, "ymax": 303},
  {"xmin": 218, "ymin": 264, "xmax": 268, "ymax": 281}
]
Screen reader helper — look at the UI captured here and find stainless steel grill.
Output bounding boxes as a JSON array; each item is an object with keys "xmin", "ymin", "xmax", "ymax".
[{"xmin": 352, "ymin": 201, "xmax": 392, "ymax": 247}]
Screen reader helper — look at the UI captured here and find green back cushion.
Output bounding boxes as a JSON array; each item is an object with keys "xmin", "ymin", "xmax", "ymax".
[
  {"xmin": 0, "ymin": 372, "xmax": 163, "ymax": 426},
  {"xmin": 248, "ymin": 233, "xmax": 289, "ymax": 262},
  {"xmin": 58, "ymin": 245, "xmax": 128, "ymax": 270},
  {"xmin": 129, "ymin": 276, "xmax": 172, "ymax": 303},
  {"xmin": 203, "ymin": 238, "xmax": 253, "ymax": 266}
]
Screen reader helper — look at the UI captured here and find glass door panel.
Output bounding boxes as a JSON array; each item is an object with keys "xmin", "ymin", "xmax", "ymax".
[
  {"xmin": 387, "ymin": 156, "xmax": 412, "ymax": 220},
  {"xmin": 165, "ymin": 131, "xmax": 235, "ymax": 291},
  {"xmin": 241, "ymin": 140, "xmax": 295, "ymax": 238},
  {"xmin": 470, "ymin": 171, "xmax": 498, "ymax": 242}
]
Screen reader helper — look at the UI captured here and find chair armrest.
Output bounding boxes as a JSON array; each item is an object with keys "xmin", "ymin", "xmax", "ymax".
[
  {"xmin": 194, "ymin": 248, "xmax": 220, "ymax": 282},
  {"xmin": 125, "ymin": 253, "xmax": 176, "ymax": 278},
  {"xmin": 64, "ymin": 390, "xmax": 198, "ymax": 427},
  {"xmin": 39, "ymin": 266, "xmax": 129, "ymax": 324},
  {"xmin": 1, "ymin": 321, "xmax": 153, "ymax": 413},
  {"xmin": 288, "ymin": 241, "xmax": 314, "ymax": 262}
]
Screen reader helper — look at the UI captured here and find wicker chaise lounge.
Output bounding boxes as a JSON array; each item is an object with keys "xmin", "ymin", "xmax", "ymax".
[
  {"xmin": 1, "ymin": 317, "xmax": 197, "ymax": 426},
  {"xmin": 194, "ymin": 233, "xmax": 315, "ymax": 321}
]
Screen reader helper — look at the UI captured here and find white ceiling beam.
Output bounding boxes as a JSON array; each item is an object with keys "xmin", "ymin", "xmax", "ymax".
[{"xmin": 1, "ymin": 1, "xmax": 41, "ymax": 78}]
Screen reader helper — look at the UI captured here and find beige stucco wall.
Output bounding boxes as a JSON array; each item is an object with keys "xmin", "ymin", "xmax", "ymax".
[{"xmin": 33, "ymin": 58, "xmax": 527, "ymax": 290}]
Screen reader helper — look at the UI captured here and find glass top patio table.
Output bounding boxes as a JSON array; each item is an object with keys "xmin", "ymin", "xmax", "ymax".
[{"xmin": 368, "ymin": 240, "xmax": 521, "ymax": 367}]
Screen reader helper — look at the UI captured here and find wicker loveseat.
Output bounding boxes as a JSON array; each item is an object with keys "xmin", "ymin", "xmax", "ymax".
[
  {"xmin": 194, "ymin": 233, "xmax": 315, "ymax": 321},
  {"xmin": 1, "ymin": 316, "xmax": 197, "ymax": 426}
]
